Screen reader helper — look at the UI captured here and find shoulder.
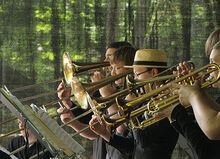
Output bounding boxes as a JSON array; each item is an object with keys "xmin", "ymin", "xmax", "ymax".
[
  {"xmin": 9, "ymin": 135, "xmax": 25, "ymax": 150},
  {"xmin": 8, "ymin": 135, "xmax": 24, "ymax": 153},
  {"xmin": 10, "ymin": 135, "xmax": 24, "ymax": 144}
]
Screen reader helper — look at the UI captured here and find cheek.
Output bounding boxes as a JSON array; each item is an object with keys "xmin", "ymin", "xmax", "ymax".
[
  {"xmin": 19, "ymin": 124, "xmax": 24, "ymax": 129},
  {"xmin": 212, "ymin": 81, "xmax": 220, "ymax": 87},
  {"xmin": 139, "ymin": 73, "xmax": 151, "ymax": 80},
  {"xmin": 115, "ymin": 77, "xmax": 124, "ymax": 85}
]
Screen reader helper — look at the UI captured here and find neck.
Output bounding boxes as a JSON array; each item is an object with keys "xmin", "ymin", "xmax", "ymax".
[
  {"xmin": 23, "ymin": 132, "xmax": 36, "ymax": 144},
  {"xmin": 28, "ymin": 133, "xmax": 36, "ymax": 144}
]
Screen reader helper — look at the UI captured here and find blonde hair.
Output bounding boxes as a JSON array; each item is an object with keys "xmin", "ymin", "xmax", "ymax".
[
  {"xmin": 212, "ymin": 41, "xmax": 220, "ymax": 50},
  {"xmin": 205, "ymin": 28, "xmax": 220, "ymax": 56}
]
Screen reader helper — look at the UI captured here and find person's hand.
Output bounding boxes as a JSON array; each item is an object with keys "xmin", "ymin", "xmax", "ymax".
[
  {"xmin": 91, "ymin": 71, "xmax": 117, "ymax": 96},
  {"xmin": 153, "ymin": 103, "xmax": 179, "ymax": 122},
  {"xmin": 176, "ymin": 61, "xmax": 194, "ymax": 77},
  {"xmin": 57, "ymin": 82, "xmax": 72, "ymax": 108},
  {"xmin": 89, "ymin": 115, "xmax": 108, "ymax": 134},
  {"xmin": 57, "ymin": 107, "xmax": 75, "ymax": 125},
  {"xmin": 91, "ymin": 71, "xmax": 105, "ymax": 82},
  {"xmin": 170, "ymin": 80, "xmax": 201, "ymax": 107}
]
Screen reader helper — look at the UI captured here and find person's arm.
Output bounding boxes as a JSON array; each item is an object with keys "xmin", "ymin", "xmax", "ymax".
[
  {"xmin": 57, "ymin": 108, "xmax": 97, "ymax": 140},
  {"xmin": 89, "ymin": 115, "xmax": 134, "ymax": 154},
  {"xmin": 171, "ymin": 105, "xmax": 220, "ymax": 159},
  {"xmin": 174, "ymin": 81, "xmax": 220, "ymax": 140},
  {"xmin": 107, "ymin": 131, "xmax": 134, "ymax": 155},
  {"xmin": 188, "ymin": 89, "xmax": 220, "ymax": 140},
  {"xmin": 170, "ymin": 61, "xmax": 220, "ymax": 140}
]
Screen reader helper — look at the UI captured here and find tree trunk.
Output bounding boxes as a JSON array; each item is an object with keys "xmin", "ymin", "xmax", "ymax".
[
  {"xmin": 133, "ymin": 0, "xmax": 150, "ymax": 49},
  {"xmin": 84, "ymin": 0, "xmax": 91, "ymax": 62},
  {"xmin": 214, "ymin": 0, "xmax": 220, "ymax": 27},
  {"xmin": 180, "ymin": 0, "xmax": 192, "ymax": 61},
  {"xmin": 106, "ymin": 0, "xmax": 120, "ymax": 46},
  {"xmin": 51, "ymin": 0, "xmax": 61, "ymax": 81},
  {"xmin": 95, "ymin": 0, "xmax": 106, "ymax": 61},
  {"xmin": 25, "ymin": 0, "xmax": 36, "ymax": 83},
  {"xmin": 204, "ymin": 0, "xmax": 214, "ymax": 64},
  {"xmin": 128, "ymin": 0, "xmax": 133, "ymax": 42},
  {"xmin": 124, "ymin": 1, "xmax": 128, "ymax": 41},
  {"xmin": 61, "ymin": 0, "xmax": 66, "ymax": 52},
  {"xmin": 149, "ymin": 9, "xmax": 158, "ymax": 49}
]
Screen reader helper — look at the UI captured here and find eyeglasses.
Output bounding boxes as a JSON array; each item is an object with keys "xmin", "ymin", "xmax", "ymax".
[{"xmin": 134, "ymin": 69, "xmax": 152, "ymax": 78}]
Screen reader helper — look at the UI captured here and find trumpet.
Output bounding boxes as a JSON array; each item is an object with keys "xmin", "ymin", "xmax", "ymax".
[
  {"xmin": 63, "ymin": 52, "xmax": 109, "ymax": 85},
  {"xmin": 103, "ymin": 63, "xmax": 220, "ymax": 132},
  {"xmin": 126, "ymin": 61, "xmax": 195, "ymax": 88}
]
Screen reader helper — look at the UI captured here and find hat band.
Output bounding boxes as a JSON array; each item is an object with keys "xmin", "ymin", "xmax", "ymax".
[{"xmin": 133, "ymin": 61, "xmax": 167, "ymax": 67}]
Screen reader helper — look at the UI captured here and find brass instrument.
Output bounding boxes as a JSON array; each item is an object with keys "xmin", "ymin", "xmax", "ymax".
[
  {"xmin": 103, "ymin": 63, "xmax": 220, "ymax": 132},
  {"xmin": 63, "ymin": 52, "xmax": 109, "ymax": 85},
  {"xmin": 65, "ymin": 72, "xmax": 180, "ymax": 127},
  {"xmin": 126, "ymin": 61, "xmax": 194, "ymax": 88},
  {"xmin": 70, "ymin": 69, "xmax": 133, "ymax": 109}
]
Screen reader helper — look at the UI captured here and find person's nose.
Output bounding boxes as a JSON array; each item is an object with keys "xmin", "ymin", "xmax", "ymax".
[
  {"xmin": 104, "ymin": 57, "xmax": 109, "ymax": 62},
  {"xmin": 111, "ymin": 69, "xmax": 116, "ymax": 76}
]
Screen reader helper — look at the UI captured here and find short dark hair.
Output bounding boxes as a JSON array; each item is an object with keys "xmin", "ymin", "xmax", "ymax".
[
  {"xmin": 110, "ymin": 46, "xmax": 137, "ymax": 66},
  {"xmin": 106, "ymin": 41, "xmax": 132, "ymax": 49}
]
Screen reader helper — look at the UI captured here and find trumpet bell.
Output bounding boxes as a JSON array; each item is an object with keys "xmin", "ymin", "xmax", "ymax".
[
  {"xmin": 63, "ymin": 52, "xmax": 73, "ymax": 85},
  {"xmin": 63, "ymin": 52, "xmax": 110, "ymax": 86}
]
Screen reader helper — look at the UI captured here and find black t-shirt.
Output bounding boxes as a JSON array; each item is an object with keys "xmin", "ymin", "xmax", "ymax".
[
  {"xmin": 108, "ymin": 117, "xmax": 178, "ymax": 159},
  {"xmin": 0, "ymin": 150, "xmax": 12, "ymax": 159},
  {"xmin": 171, "ymin": 104, "xmax": 220, "ymax": 159},
  {"xmin": 8, "ymin": 136, "xmax": 52, "ymax": 159}
]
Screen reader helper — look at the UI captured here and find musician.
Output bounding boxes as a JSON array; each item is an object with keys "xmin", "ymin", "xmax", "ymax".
[
  {"xmin": 8, "ymin": 119, "xmax": 52, "ymax": 159},
  {"xmin": 154, "ymin": 28, "xmax": 220, "ymax": 159},
  {"xmin": 57, "ymin": 41, "xmax": 133, "ymax": 159},
  {"xmin": 90, "ymin": 49, "xmax": 179, "ymax": 159},
  {"xmin": 93, "ymin": 46, "xmax": 136, "ymax": 159}
]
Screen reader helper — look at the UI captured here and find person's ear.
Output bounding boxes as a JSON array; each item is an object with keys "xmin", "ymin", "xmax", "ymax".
[{"xmin": 152, "ymin": 68, "xmax": 158, "ymax": 76}]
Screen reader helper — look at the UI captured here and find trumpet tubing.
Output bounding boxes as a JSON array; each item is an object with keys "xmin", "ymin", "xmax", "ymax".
[
  {"xmin": 126, "ymin": 61, "xmax": 194, "ymax": 88},
  {"xmin": 105, "ymin": 63, "xmax": 220, "ymax": 131},
  {"xmin": 147, "ymin": 63, "xmax": 220, "ymax": 115}
]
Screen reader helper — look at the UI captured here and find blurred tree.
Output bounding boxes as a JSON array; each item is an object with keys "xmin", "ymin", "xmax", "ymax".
[
  {"xmin": 180, "ymin": 0, "xmax": 192, "ymax": 61},
  {"xmin": 106, "ymin": 0, "xmax": 120, "ymax": 46}
]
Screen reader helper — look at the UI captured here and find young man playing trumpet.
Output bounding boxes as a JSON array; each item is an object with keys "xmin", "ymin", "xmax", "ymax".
[
  {"xmin": 154, "ymin": 28, "xmax": 220, "ymax": 159},
  {"xmin": 90, "ymin": 49, "xmax": 179, "ymax": 159}
]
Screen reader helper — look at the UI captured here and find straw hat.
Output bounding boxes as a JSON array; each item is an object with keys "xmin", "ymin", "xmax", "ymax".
[{"xmin": 125, "ymin": 49, "xmax": 168, "ymax": 68}]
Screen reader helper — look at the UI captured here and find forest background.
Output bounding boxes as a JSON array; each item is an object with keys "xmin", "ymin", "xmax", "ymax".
[{"xmin": 1, "ymin": 0, "xmax": 220, "ymax": 158}]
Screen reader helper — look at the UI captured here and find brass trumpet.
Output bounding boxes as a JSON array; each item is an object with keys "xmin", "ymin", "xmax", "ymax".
[
  {"xmin": 126, "ymin": 61, "xmax": 194, "ymax": 88},
  {"xmin": 63, "ymin": 52, "xmax": 109, "ymax": 85},
  {"xmin": 103, "ymin": 63, "xmax": 220, "ymax": 132}
]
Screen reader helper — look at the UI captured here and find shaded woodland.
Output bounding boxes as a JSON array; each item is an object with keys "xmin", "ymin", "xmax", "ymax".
[{"xmin": 1, "ymin": 0, "xmax": 220, "ymax": 158}]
